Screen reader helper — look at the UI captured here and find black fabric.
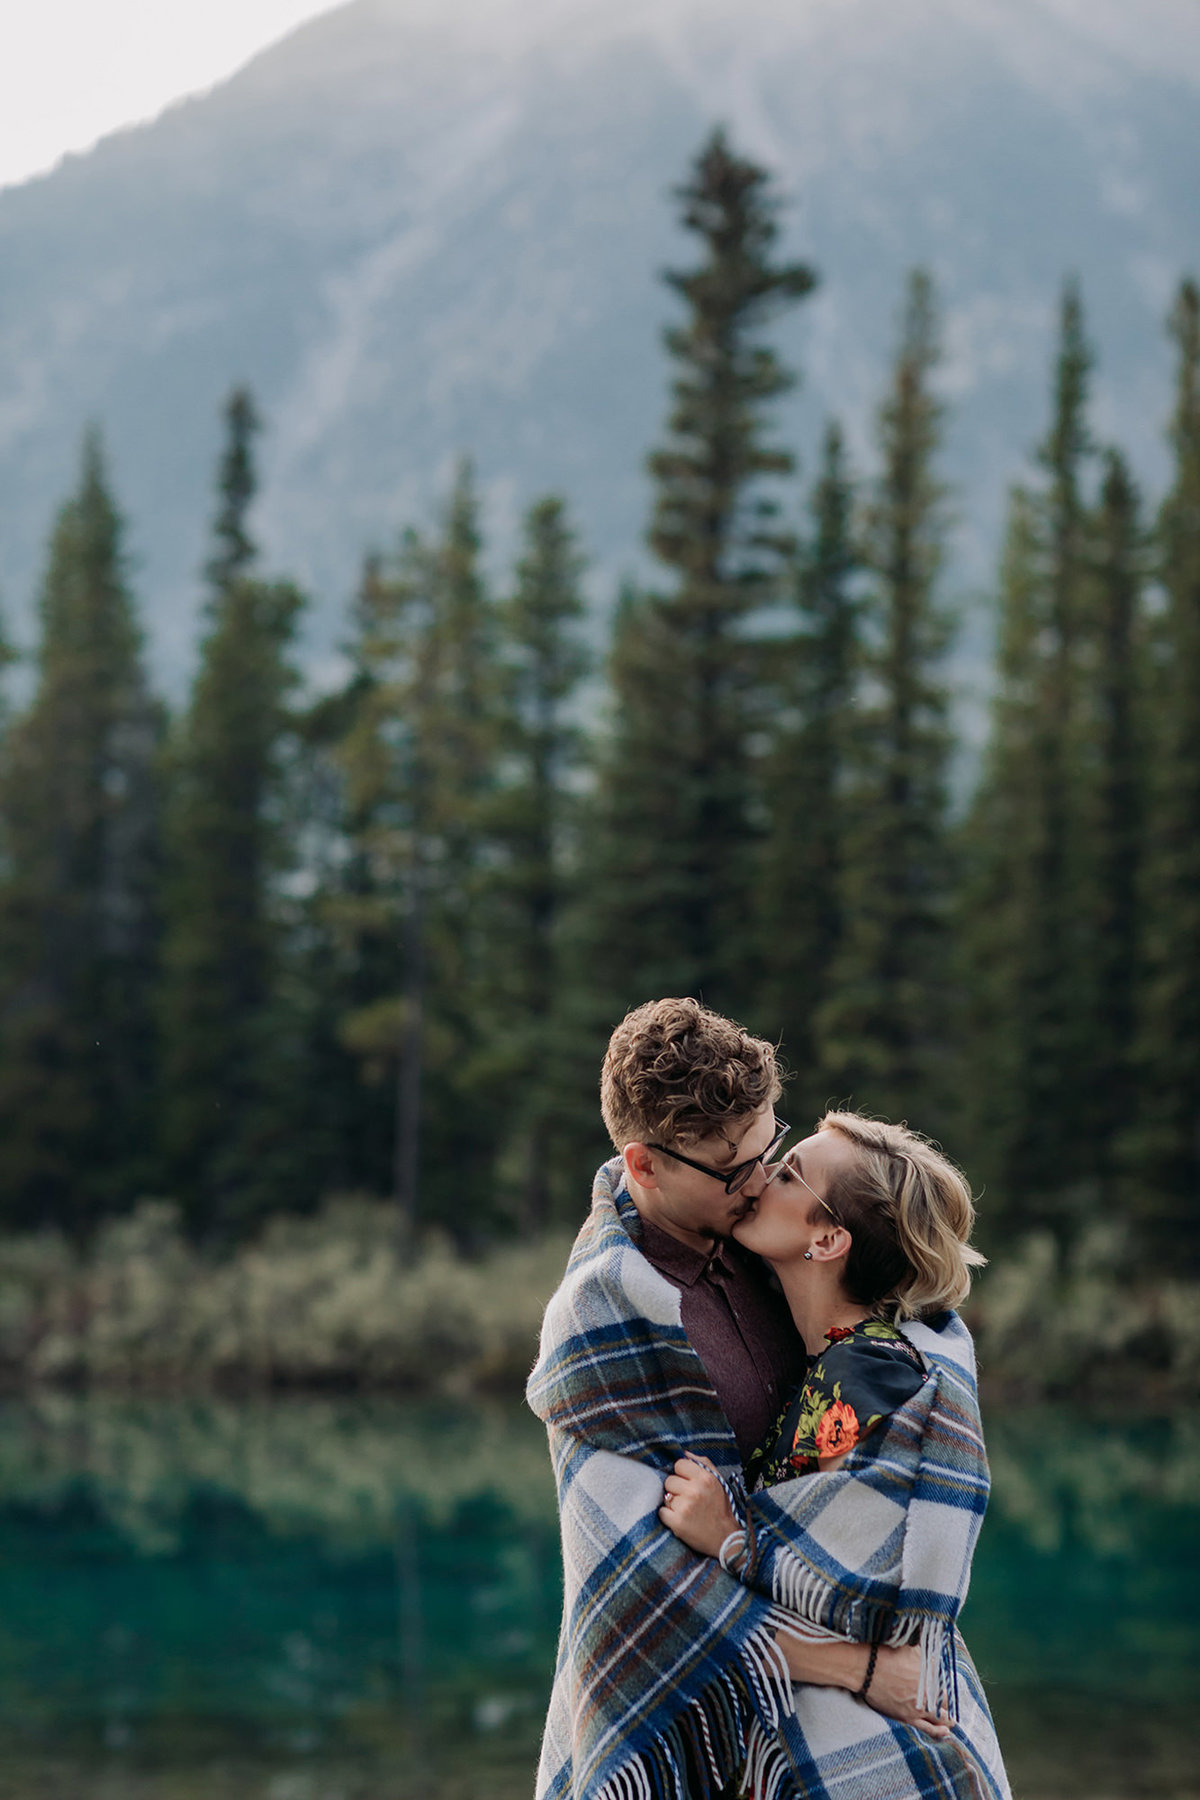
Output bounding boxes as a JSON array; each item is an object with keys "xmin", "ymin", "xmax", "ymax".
[{"xmin": 748, "ymin": 1320, "xmax": 927, "ymax": 1485}]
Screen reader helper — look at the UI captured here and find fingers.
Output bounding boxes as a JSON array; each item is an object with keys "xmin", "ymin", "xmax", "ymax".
[{"xmin": 914, "ymin": 1722, "xmax": 952, "ymax": 1740}]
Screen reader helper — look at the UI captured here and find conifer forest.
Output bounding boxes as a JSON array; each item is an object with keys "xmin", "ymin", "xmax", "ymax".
[{"xmin": 3, "ymin": 129, "xmax": 1199, "ymax": 1284}]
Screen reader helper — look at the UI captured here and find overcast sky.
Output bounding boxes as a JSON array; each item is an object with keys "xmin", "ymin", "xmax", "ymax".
[{"xmin": 0, "ymin": 0, "xmax": 342, "ymax": 192}]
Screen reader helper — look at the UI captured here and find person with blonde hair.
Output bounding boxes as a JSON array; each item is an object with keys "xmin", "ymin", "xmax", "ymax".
[{"xmin": 660, "ymin": 1110, "xmax": 1011, "ymax": 1800}]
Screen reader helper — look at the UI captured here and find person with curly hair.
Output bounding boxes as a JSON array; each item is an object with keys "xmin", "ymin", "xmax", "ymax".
[{"xmin": 528, "ymin": 1001, "xmax": 970, "ymax": 1800}]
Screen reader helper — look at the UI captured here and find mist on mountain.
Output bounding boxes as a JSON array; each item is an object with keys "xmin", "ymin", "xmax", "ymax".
[{"xmin": 0, "ymin": 0, "xmax": 1196, "ymax": 681}]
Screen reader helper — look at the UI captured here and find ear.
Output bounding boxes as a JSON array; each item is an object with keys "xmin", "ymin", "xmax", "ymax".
[
  {"xmin": 808, "ymin": 1223, "xmax": 852, "ymax": 1265},
  {"xmin": 623, "ymin": 1142, "xmax": 660, "ymax": 1189}
]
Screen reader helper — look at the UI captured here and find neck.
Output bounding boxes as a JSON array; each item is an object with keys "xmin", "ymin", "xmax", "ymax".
[{"xmin": 771, "ymin": 1261, "xmax": 868, "ymax": 1357}]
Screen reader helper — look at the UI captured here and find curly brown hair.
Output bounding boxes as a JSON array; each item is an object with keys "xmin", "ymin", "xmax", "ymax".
[{"xmin": 600, "ymin": 998, "xmax": 782, "ymax": 1151}]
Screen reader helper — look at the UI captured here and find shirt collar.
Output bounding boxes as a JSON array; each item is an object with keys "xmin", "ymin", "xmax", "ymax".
[{"xmin": 635, "ymin": 1212, "xmax": 740, "ymax": 1288}]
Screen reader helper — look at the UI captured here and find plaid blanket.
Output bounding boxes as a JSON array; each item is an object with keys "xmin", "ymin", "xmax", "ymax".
[{"xmin": 527, "ymin": 1158, "xmax": 1011, "ymax": 1800}]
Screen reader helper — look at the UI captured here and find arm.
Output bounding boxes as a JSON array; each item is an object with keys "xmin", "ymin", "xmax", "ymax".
[
  {"xmin": 660, "ymin": 1458, "xmax": 949, "ymax": 1738},
  {"xmin": 777, "ymin": 1635, "xmax": 948, "ymax": 1736}
]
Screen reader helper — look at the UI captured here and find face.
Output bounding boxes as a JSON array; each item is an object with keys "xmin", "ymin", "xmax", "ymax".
[
  {"xmin": 732, "ymin": 1127, "xmax": 860, "ymax": 1265},
  {"xmin": 625, "ymin": 1101, "xmax": 781, "ymax": 1246}
]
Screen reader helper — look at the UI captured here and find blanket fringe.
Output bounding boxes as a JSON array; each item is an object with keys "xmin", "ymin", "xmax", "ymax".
[
  {"xmin": 592, "ymin": 1619, "xmax": 794, "ymax": 1800},
  {"xmin": 742, "ymin": 1721, "xmax": 794, "ymax": 1800},
  {"xmin": 913, "ymin": 1618, "xmax": 950, "ymax": 1717},
  {"xmin": 769, "ymin": 1548, "xmax": 899, "ymax": 1655},
  {"xmin": 767, "ymin": 1551, "xmax": 955, "ymax": 1721}
]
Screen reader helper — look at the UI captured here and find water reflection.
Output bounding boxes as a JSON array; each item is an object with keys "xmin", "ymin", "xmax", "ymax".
[{"xmin": 0, "ymin": 1396, "xmax": 1195, "ymax": 1799}]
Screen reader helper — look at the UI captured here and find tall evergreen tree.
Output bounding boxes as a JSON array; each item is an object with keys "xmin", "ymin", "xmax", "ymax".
[
  {"xmin": 158, "ymin": 389, "xmax": 305, "ymax": 1237},
  {"xmin": 1130, "ymin": 278, "xmax": 1200, "ymax": 1263},
  {"xmin": 587, "ymin": 128, "xmax": 816, "ymax": 1014},
  {"xmin": 961, "ymin": 284, "xmax": 1101, "ymax": 1241},
  {"xmin": 759, "ymin": 420, "xmax": 861, "ymax": 1116},
  {"xmin": 815, "ymin": 272, "xmax": 954, "ymax": 1129},
  {"xmin": 334, "ymin": 464, "xmax": 503, "ymax": 1234},
  {"xmin": 489, "ymin": 496, "xmax": 590, "ymax": 1227},
  {"xmin": 295, "ymin": 560, "xmax": 404, "ymax": 1208},
  {"xmin": 1026, "ymin": 282, "xmax": 1100, "ymax": 1183},
  {"xmin": 959, "ymin": 487, "xmax": 1048, "ymax": 1233},
  {"xmin": 0, "ymin": 432, "xmax": 161, "ymax": 1231},
  {"xmin": 1088, "ymin": 450, "xmax": 1146, "ymax": 1186},
  {"xmin": 206, "ymin": 387, "xmax": 259, "ymax": 592}
]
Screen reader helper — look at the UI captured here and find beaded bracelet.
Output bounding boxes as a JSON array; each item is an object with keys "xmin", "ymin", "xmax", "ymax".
[{"xmin": 857, "ymin": 1641, "xmax": 881, "ymax": 1699}]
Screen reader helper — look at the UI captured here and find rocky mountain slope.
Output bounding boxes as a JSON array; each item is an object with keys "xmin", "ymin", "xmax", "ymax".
[{"xmin": 1, "ymin": 0, "xmax": 1196, "ymax": 680}]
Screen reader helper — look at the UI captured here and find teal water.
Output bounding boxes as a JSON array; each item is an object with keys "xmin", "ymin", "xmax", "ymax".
[{"xmin": 0, "ymin": 1396, "xmax": 1195, "ymax": 1799}]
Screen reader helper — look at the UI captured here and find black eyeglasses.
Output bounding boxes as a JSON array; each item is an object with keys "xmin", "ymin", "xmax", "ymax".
[{"xmin": 647, "ymin": 1118, "xmax": 791, "ymax": 1196}]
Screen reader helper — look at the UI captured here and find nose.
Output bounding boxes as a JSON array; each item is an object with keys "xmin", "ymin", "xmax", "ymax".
[{"xmin": 739, "ymin": 1159, "xmax": 771, "ymax": 1200}]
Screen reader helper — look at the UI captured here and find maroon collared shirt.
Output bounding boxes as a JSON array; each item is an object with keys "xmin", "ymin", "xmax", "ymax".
[{"xmin": 635, "ymin": 1212, "xmax": 809, "ymax": 1467}]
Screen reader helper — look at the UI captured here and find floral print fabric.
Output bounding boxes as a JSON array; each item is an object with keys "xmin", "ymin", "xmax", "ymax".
[{"xmin": 747, "ymin": 1319, "xmax": 927, "ymax": 1486}]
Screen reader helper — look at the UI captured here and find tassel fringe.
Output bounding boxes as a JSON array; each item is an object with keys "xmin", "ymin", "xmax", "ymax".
[
  {"xmin": 768, "ymin": 1548, "xmax": 957, "ymax": 1722},
  {"xmin": 592, "ymin": 1619, "xmax": 794, "ymax": 1800},
  {"xmin": 742, "ymin": 1721, "xmax": 794, "ymax": 1800}
]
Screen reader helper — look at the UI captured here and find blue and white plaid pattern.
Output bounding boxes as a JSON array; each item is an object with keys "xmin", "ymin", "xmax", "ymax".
[{"xmin": 528, "ymin": 1159, "xmax": 1011, "ymax": 1800}]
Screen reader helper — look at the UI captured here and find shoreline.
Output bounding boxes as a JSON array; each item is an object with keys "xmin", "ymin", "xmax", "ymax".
[{"xmin": 1, "ymin": 1199, "xmax": 1196, "ymax": 1403}]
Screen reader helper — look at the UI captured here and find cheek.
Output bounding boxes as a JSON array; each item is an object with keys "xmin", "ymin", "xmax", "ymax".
[{"xmin": 755, "ymin": 1190, "xmax": 803, "ymax": 1240}]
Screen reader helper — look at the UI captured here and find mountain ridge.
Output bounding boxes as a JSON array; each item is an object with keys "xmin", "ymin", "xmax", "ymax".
[{"xmin": 1, "ymin": 0, "xmax": 1196, "ymax": 685}]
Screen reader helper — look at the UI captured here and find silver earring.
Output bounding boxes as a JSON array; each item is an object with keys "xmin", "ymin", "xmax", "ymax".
[{"xmin": 804, "ymin": 1250, "xmax": 813, "ymax": 1261}]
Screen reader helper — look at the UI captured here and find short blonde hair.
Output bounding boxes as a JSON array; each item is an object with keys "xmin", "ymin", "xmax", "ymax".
[
  {"xmin": 600, "ymin": 998, "xmax": 781, "ymax": 1150},
  {"xmin": 817, "ymin": 1111, "xmax": 986, "ymax": 1320}
]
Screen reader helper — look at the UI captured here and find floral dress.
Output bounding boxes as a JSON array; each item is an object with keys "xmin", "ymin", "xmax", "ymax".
[{"xmin": 746, "ymin": 1319, "xmax": 928, "ymax": 1486}]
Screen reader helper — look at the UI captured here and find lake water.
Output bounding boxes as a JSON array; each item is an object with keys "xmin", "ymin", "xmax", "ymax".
[{"xmin": 0, "ymin": 1394, "xmax": 1195, "ymax": 1800}]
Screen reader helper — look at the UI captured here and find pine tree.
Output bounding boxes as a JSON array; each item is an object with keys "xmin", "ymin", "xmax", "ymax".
[
  {"xmin": 0, "ymin": 432, "xmax": 161, "ymax": 1232},
  {"xmin": 1026, "ymin": 282, "xmax": 1100, "ymax": 1183},
  {"xmin": 206, "ymin": 387, "xmax": 258, "ymax": 592},
  {"xmin": 333, "ymin": 530, "xmax": 439, "ymax": 1231},
  {"xmin": 334, "ymin": 464, "xmax": 504, "ymax": 1235},
  {"xmin": 489, "ymin": 496, "xmax": 591, "ymax": 1227},
  {"xmin": 296, "ymin": 566, "xmax": 403, "ymax": 1208},
  {"xmin": 815, "ymin": 272, "xmax": 954, "ymax": 1129},
  {"xmin": 960, "ymin": 284, "xmax": 1101, "ymax": 1241},
  {"xmin": 759, "ymin": 420, "xmax": 861, "ymax": 1117},
  {"xmin": 588, "ymin": 128, "xmax": 815, "ymax": 1014},
  {"xmin": 1131, "ymin": 279, "xmax": 1200, "ymax": 1263},
  {"xmin": 958, "ymin": 487, "xmax": 1046, "ymax": 1233},
  {"xmin": 158, "ymin": 389, "xmax": 305, "ymax": 1237},
  {"xmin": 1089, "ymin": 450, "xmax": 1145, "ymax": 1184}
]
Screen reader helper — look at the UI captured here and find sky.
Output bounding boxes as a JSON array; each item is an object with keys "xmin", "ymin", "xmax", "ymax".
[{"xmin": 0, "ymin": 0, "xmax": 342, "ymax": 193}]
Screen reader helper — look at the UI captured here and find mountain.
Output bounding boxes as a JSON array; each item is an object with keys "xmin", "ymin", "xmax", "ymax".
[{"xmin": 1, "ymin": 0, "xmax": 1197, "ymax": 685}]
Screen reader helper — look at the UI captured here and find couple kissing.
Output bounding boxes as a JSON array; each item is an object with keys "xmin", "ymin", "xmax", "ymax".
[{"xmin": 527, "ymin": 996, "xmax": 1009, "ymax": 1800}]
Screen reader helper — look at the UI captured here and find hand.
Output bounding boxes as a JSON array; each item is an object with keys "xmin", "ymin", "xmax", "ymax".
[
  {"xmin": 864, "ymin": 1645, "xmax": 951, "ymax": 1740},
  {"xmin": 657, "ymin": 1455, "xmax": 739, "ymax": 1557}
]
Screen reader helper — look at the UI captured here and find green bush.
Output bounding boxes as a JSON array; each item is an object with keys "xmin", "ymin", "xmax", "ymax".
[
  {"xmin": 0, "ymin": 1202, "xmax": 1196, "ymax": 1397},
  {"xmin": 966, "ymin": 1222, "xmax": 1200, "ymax": 1398},
  {"xmin": 0, "ymin": 1199, "xmax": 573, "ymax": 1395}
]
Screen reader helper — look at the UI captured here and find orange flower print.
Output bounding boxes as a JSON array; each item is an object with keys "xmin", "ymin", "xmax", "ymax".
[{"xmin": 814, "ymin": 1400, "xmax": 859, "ymax": 1458}]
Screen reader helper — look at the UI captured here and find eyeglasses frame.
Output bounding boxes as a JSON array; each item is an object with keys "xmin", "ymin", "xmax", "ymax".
[{"xmin": 646, "ymin": 1117, "xmax": 792, "ymax": 1196}]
